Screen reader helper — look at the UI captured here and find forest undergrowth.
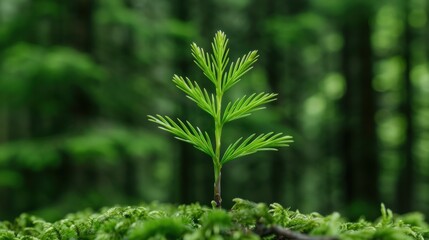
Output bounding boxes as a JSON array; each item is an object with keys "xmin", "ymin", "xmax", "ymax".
[{"xmin": 1, "ymin": 198, "xmax": 428, "ymax": 240}]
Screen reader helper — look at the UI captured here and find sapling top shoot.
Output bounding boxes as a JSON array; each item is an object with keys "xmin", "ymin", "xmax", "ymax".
[{"xmin": 148, "ymin": 31, "xmax": 293, "ymax": 208}]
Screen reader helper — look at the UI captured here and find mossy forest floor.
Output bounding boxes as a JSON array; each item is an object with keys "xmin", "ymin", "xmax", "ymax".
[{"xmin": 1, "ymin": 198, "xmax": 428, "ymax": 240}]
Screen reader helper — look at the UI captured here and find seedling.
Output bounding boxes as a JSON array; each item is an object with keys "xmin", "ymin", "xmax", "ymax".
[{"xmin": 148, "ymin": 31, "xmax": 293, "ymax": 208}]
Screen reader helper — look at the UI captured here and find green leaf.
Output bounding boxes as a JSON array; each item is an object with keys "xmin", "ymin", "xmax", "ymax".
[
  {"xmin": 148, "ymin": 115, "xmax": 214, "ymax": 157},
  {"xmin": 221, "ymin": 132, "xmax": 293, "ymax": 164},
  {"xmin": 172, "ymin": 75, "xmax": 216, "ymax": 117},
  {"xmin": 191, "ymin": 43, "xmax": 217, "ymax": 85},
  {"xmin": 222, "ymin": 50, "xmax": 258, "ymax": 92},
  {"xmin": 222, "ymin": 92, "xmax": 277, "ymax": 124},
  {"xmin": 211, "ymin": 31, "xmax": 230, "ymax": 85}
]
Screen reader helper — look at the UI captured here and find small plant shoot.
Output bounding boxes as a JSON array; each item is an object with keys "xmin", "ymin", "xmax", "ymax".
[{"xmin": 148, "ymin": 31, "xmax": 293, "ymax": 208}]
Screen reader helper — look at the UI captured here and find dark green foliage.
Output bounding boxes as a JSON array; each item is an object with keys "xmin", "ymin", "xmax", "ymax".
[{"xmin": 0, "ymin": 200, "xmax": 427, "ymax": 240}]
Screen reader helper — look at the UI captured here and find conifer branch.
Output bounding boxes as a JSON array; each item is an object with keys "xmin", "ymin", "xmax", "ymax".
[
  {"xmin": 222, "ymin": 50, "xmax": 258, "ymax": 92},
  {"xmin": 148, "ymin": 115, "xmax": 214, "ymax": 157},
  {"xmin": 211, "ymin": 31, "xmax": 229, "ymax": 87},
  {"xmin": 222, "ymin": 92, "xmax": 277, "ymax": 123},
  {"xmin": 173, "ymin": 75, "xmax": 216, "ymax": 117},
  {"xmin": 221, "ymin": 133, "xmax": 293, "ymax": 164},
  {"xmin": 191, "ymin": 43, "xmax": 217, "ymax": 85}
]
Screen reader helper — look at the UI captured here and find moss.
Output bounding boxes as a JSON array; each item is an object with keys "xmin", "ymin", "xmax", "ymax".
[{"xmin": 0, "ymin": 199, "xmax": 427, "ymax": 240}]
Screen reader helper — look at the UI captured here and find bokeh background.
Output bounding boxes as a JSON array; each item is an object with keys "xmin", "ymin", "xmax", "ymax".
[{"xmin": 0, "ymin": 0, "xmax": 428, "ymax": 221}]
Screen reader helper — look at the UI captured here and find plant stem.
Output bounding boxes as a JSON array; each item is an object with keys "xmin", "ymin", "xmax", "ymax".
[
  {"xmin": 213, "ymin": 82, "xmax": 223, "ymax": 208},
  {"xmin": 214, "ymin": 168, "xmax": 222, "ymax": 208},
  {"xmin": 254, "ymin": 224, "xmax": 338, "ymax": 240}
]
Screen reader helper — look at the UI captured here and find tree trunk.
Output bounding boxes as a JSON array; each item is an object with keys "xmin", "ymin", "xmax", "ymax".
[
  {"xmin": 68, "ymin": 0, "xmax": 93, "ymax": 52},
  {"xmin": 339, "ymin": 4, "xmax": 379, "ymax": 218},
  {"xmin": 264, "ymin": 0, "xmax": 308, "ymax": 206},
  {"xmin": 58, "ymin": 0, "xmax": 95, "ymax": 200},
  {"xmin": 264, "ymin": 0, "xmax": 285, "ymax": 203},
  {"xmin": 172, "ymin": 0, "xmax": 194, "ymax": 205},
  {"xmin": 395, "ymin": 0, "xmax": 414, "ymax": 213}
]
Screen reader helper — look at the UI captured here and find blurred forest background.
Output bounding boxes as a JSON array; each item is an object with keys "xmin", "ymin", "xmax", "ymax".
[{"xmin": 0, "ymin": 0, "xmax": 428, "ymax": 221}]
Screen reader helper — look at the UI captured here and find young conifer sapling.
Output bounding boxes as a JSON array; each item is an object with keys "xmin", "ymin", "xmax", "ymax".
[{"xmin": 148, "ymin": 31, "xmax": 293, "ymax": 208}]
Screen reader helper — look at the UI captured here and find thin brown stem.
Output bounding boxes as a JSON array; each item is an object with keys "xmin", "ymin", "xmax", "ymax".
[
  {"xmin": 214, "ymin": 171, "xmax": 222, "ymax": 208},
  {"xmin": 254, "ymin": 224, "xmax": 338, "ymax": 240}
]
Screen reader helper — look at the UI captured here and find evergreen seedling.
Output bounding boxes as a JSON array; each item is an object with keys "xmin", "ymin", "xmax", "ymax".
[{"xmin": 148, "ymin": 31, "xmax": 293, "ymax": 208}]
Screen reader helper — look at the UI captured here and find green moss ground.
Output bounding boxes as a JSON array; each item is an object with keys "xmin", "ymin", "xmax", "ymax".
[{"xmin": 1, "ymin": 199, "xmax": 428, "ymax": 240}]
